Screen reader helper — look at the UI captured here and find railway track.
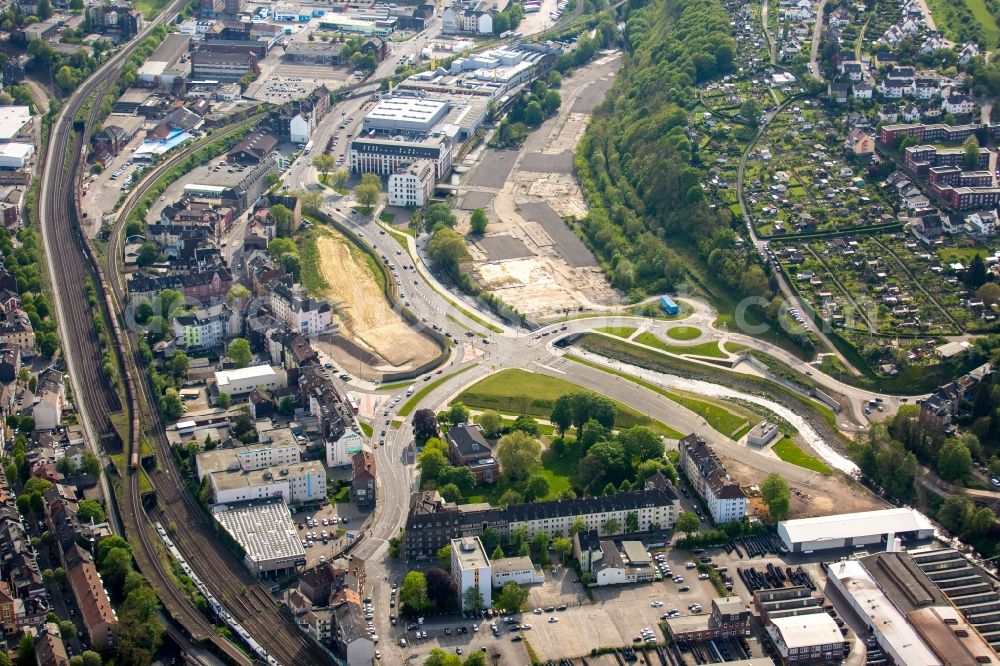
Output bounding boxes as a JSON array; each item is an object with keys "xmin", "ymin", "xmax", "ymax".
[
  {"xmin": 37, "ymin": 5, "xmax": 261, "ymax": 665},
  {"xmin": 97, "ymin": 110, "xmax": 332, "ymax": 664}
]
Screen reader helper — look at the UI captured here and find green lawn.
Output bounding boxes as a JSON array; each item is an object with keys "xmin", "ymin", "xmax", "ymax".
[
  {"xmin": 772, "ymin": 438, "xmax": 832, "ymax": 475},
  {"xmin": 666, "ymin": 326, "xmax": 701, "ymax": 341},
  {"xmin": 660, "ymin": 390, "xmax": 750, "ymax": 439},
  {"xmin": 634, "ymin": 332, "xmax": 726, "ymax": 358},
  {"xmin": 359, "ymin": 422, "xmax": 373, "ymax": 437},
  {"xmin": 596, "ymin": 326, "xmax": 636, "ymax": 338},
  {"xmin": 937, "ymin": 246, "xmax": 993, "ymax": 265},
  {"xmin": 133, "ymin": 0, "xmax": 172, "ymax": 17},
  {"xmin": 332, "ymin": 485, "xmax": 351, "ymax": 503},
  {"xmin": 466, "ymin": 441, "xmax": 581, "ymax": 505},
  {"xmin": 379, "ymin": 212, "xmax": 396, "ymax": 223},
  {"xmin": 377, "ymin": 380, "xmax": 414, "ymax": 392},
  {"xmin": 398, "ymin": 365, "xmax": 478, "ymax": 416},
  {"xmin": 723, "ymin": 342, "xmax": 748, "ymax": 353},
  {"xmin": 458, "ymin": 369, "xmax": 684, "ymax": 438}
]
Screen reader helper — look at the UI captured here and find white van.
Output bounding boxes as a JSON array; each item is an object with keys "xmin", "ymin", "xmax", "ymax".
[{"xmin": 405, "ymin": 385, "xmax": 416, "ymax": 396}]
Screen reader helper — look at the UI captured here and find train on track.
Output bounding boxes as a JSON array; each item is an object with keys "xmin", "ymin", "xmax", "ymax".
[{"xmin": 154, "ymin": 522, "xmax": 282, "ymax": 666}]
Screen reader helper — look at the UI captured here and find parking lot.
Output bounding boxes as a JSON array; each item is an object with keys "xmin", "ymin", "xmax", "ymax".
[{"xmin": 292, "ymin": 501, "xmax": 369, "ymax": 568}]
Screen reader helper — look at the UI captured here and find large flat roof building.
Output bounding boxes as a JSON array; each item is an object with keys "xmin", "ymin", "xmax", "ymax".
[
  {"xmin": 363, "ymin": 96, "xmax": 450, "ymax": 134},
  {"xmin": 778, "ymin": 508, "xmax": 935, "ymax": 553},
  {"xmin": 0, "ymin": 107, "xmax": 31, "ymax": 143},
  {"xmin": 212, "ymin": 500, "xmax": 306, "ymax": 577},
  {"xmin": 214, "ymin": 364, "xmax": 284, "ymax": 396}
]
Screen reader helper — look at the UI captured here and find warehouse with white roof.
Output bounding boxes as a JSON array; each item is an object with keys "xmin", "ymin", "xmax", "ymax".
[{"xmin": 777, "ymin": 508, "xmax": 935, "ymax": 553}]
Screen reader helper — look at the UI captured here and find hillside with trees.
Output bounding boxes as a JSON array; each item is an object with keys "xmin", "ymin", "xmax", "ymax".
[{"xmin": 575, "ymin": 0, "xmax": 775, "ymax": 307}]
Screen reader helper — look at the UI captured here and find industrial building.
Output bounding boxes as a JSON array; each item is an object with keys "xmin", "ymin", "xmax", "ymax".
[
  {"xmin": 663, "ymin": 597, "xmax": 751, "ymax": 641},
  {"xmin": 451, "ymin": 537, "xmax": 491, "ymax": 611},
  {"xmin": 777, "ymin": 508, "xmax": 935, "ymax": 553},
  {"xmin": 212, "ymin": 500, "xmax": 306, "ymax": 577},
  {"xmin": 765, "ymin": 613, "xmax": 846, "ymax": 665},
  {"xmin": 0, "ymin": 107, "xmax": 32, "ymax": 143},
  {"xmin": 746, "ymin": 421, "xmax": 779, "ymax": 447},
  {"xmin": 363, "ymin": 97, "xmax": 451, "ymax": 134},
  {"xmin": 214, "ymin": 364, "xmax": 285, "ymax": 396}
]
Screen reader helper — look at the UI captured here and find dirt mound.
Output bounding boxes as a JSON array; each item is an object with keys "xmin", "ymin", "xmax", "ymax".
[{"xmin": 315, "ymin": 233, "xmax": 439, "ymax": 370}]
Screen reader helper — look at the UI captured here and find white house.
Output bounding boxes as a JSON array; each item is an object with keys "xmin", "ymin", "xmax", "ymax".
[
  {"xmin": 172, "ymin": 303, "xmax": 240, "ymax": 350},
  {"xmin": 959, "ymin": 41, "xmax": 981, "ymax": 64},
  {"xmin": 269, "ymin": 281, "xmax": 333, "ymax": 335},
  {"xmin": 942, "ymin": 94, "xmax": 974, "ymax": 115},
  {"xmin": 289, "ymin": 113, "xmax": 311, "ymax": 144},
  {"xmin": 491, "ymin": 556, "xmax": 543, "ymax": 588},
  {"xmin": 327, "ymin": 431, "xmax": 365, "ymax": 468},
  {"xmin": 32, "ymin": 369, "xmax": 64, "ymax": 431},
  {"xmin": 451, "ymin": 537, "xmax": 492, "ymax": 610},
  {"xmin": 852, "ymin": 83, "xmax": 873, "ymax": 100},
  {"xmin": 679, "ymin": 434, "xmax": 748, "ymax": 525}
]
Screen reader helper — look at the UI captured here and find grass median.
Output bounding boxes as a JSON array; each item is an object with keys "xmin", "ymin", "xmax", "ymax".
[
  {"xmin": 398, "ymin": 365, "xmax": 478, "ymax": 417},
  {"xmin": 634, "ymin": 331, "xmax": 726, "ymax": 358}
]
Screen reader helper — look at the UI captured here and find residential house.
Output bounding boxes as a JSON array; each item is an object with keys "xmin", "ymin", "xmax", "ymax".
[
  {"xmin": 351, "ymin": 450, "xmax": 376, "ymax": 507},
  {"xmin": 65, "ymin": 545, "xmax": 116, "ymax": 650},
  {"xmin": 678, "ymin": 434, "xmax": 747, "ymax": 524},
  {"xmin": 32, "ymin": 369, "xmax": 64, "ymax": 431},
  {"xmin": 444, "ymin": 424, "xmax": 498, "ymax": 483}
]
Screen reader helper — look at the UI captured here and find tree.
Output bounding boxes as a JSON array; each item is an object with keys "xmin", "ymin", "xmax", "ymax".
[
  {"xmin": 424, "ymin": 648, "xmax": 462, "ymax": 666},
  {"xmin": 481, "ymin": 526, "xmax": 500, "ymax": 554},
  {"xmin": 425, "ymin": 567, "xmax": 457, "ymax": 612},
  {"xmin": 427, "ymin": 227, "xmax": 470, "ymax": 275},
  {"xmin": 569, "ymin": 516, "xmax": 587, "ymax": 536},
  {"xmin": 602, "ymin": 482, "xmax": 617, "ymax": 496},
  {"xmin": 418, "ymin": 446, "xmax": 447, "ymax": 484},
  {"xmin": 227, "ymin": 338, "xmax": 252, "ymax": 368},
  {"xmin": 439, "ymin": 482, "xmax": 463, "ymax": 503},
  {"xmin": 740, "ymin": 99, "xmax": 762, "ymax": 126},
  {"xmin": 16, "ymin": 635, "xmax": 32, "ymax": 666},
  {"xmin": 938, "ymin": 495, "xmax": 974, "ymax": 534},
  {"xmin": 938, "ymin": 438, "xmax": 973, "ymax": 483},
  {"xmin": 497, "ymin": 489, "xmax": 523, "ymax": 507},
  {"xmin": 400, "ymin": 571, "xmax": 430, "ymax": 616},
  {"xmin": 965, "ymin": 254, "xmax": 988, "ymax": 289},
  {"xmin": 550, "ymin": 394, "xmax": 573, "ymax": 433},
  {"xmin": 278, "ymin": 395, "xmax": 296, "ymax": 417},
  {"xmin": 269, "ymin": 204, "xmax": 294, "ymax": 237},
  {"xmin": 80, "ymin": 653, "xmax": 101, "ymax": 666},
  {"xmin": 510, "ymin": 415, "xmax": 541, "ymax": 436},
  {"xmin": 313, "ymin": 153, "xmax": 335, "ymax": 178},
  {"xmin": 524, "ymin": 100, "xmax": 543, "ymax": 126},
  {"xmin": 969, "ymin": 506, "xmax": 996, "ymax": 536},
  {"xmin": 523, "ymin": 474, "xmax": 550, "ymax": 501},
  {"xmin": 675, "ymin": 511, "xmax": 700, "ymax": 537},
  {"xmin": 965, "ymin": 136, "xmax": 982, "ymax": 171},
  {"xmin": 491, "ymin": 544, "xmax": 505, "ymax": 559},
  {"xmin": 354, "ymin": 181, "xmax": 380, "ymax": 213},
  {"xmin": 58, "ymin": 619, "xmax": 76, "ymax": 639},
  {"xmin": 446, "ymin": 402, "xmax": 470, "ymax": 426},
  {"xmin": 470, "ymin": 208, "xmax": 488, "ymax": 235},
  {"xmin": 464, "ymin": 586, "xmax": 484, "ymax": 613},
  {"xmin": 80, "ymin": 451, "xmax": 102, "ymax": 478},
  {"xmin": 161, "ymin": 388, "xmax": 183, "ymax": 420},
  {"xmin": 227, "ymin": 284, "xmax": 250, "ymax": 303},
  {"xmin": 217, "ymin": 392, "xmax": 231, "ymax": 409},
  {"xmin": 413, "ymin": 408, "xmax": 438, "ymax": 443},
  {"xmin": 552, "ymin": 536, "xmax": 573, "ymax": 560},
  {"xmin": 423, "ymin": 203, "xmax": 457, "ymax": 232},
  {"xmin": 496, "ymin": 431, "xmax": 542, "ymax": 483},
  {"xmin": 436, "ymin": 544, "xmax": 453, "ymax": 568},
  {"xmin": 760, "ymin": 473, "xmax": 791, "ymax": 521},
  {"xmin": 331, "ymin": 169, "xmax": 349, "ymax": 189},
  {"xmin": 97, "ymin": 536, "xmax": 131, "ymax": 565},
  {"xmin": 620, "ymin": 426, "xmax": 664, "ymax": 468},
  {"xmin": 77, "ymin": 499, "xmax": 105, "ymax": 524},
  {"xmin": 601, "ymin": 518, "xmax": 620, "ymax": 535},
  {"xmin": 136, "ymin": 242, "xmax": 160, "ymax": 267},
  {"xmin": 475, "ymin": 410, "xmax": 504, "ymax": 438},
  {"xmin": 625, "ymin": 511, "xmax": 639, "ymax": 534},
  {"xmin": 439, "ymin": 466, "xmax": 476, "ymax": 496},
  {"xmin": 462, "ymin": 651, "xmax": 487, "ymax": 666},
  {"xmin": 495, "ymin": 581, "xmax": 530, "ymax": 612},
  {"xmin": 99, "ymin": 547, "xmax": 134, "ymax": 602}
]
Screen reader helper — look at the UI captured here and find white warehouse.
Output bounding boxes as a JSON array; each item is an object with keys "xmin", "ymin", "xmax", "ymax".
[
  {"xmin": 214, "ymin": 365, "xmax": 285, "ymax": 397},
  {"xmin": 778, "ymin": 508, "xmax": 935, "ymax": 553}
]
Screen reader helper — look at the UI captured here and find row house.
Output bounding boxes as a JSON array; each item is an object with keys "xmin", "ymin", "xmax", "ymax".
[{"xmin": 678, "ymin": 434, "xmax": 748, "ymax": 524}]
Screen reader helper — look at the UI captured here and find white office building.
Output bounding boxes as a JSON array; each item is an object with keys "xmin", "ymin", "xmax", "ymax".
[
  {"xmin": 451, "ymin": 537, "xmax": 492, "ymax": 611},
  {"xmin": 491, "ymin": 556, "xmax": 543, "ymax": 588},
  {"xmin": 388, "ymin": 159, "xmax": 435, "ymax": 207},
  {"xmin": 210, "ymin": 460, "xmax": 326, "ymax": 505}
]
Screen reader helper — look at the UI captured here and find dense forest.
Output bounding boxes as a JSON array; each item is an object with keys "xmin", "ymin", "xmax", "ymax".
[{"xmin": 575, "ymin": 0, "xmax": 773, "ymax": 305}]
